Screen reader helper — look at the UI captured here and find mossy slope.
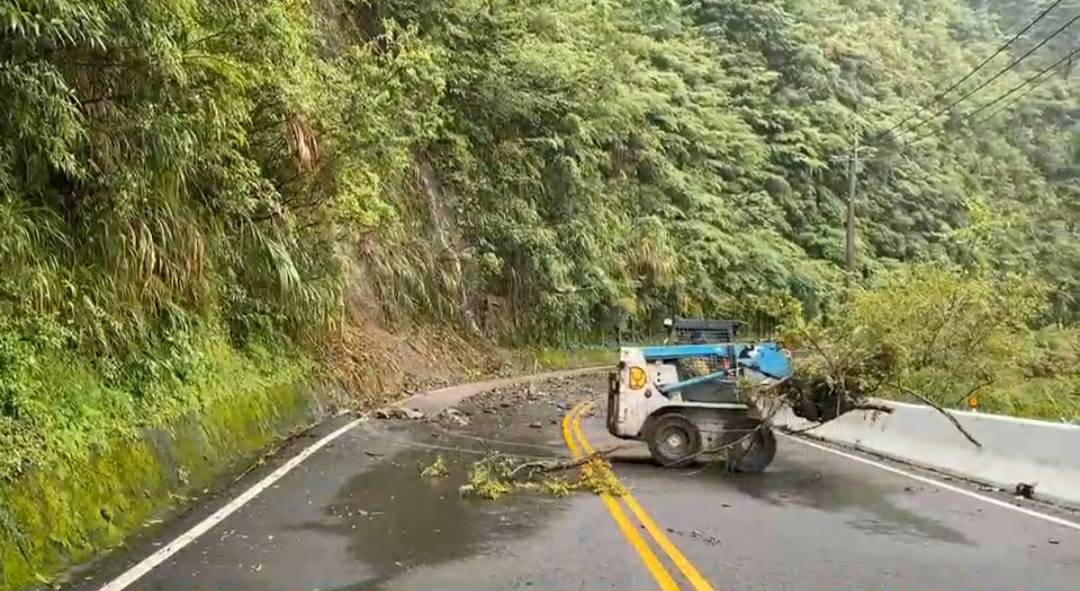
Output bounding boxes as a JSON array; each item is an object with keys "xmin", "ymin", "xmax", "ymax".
[{"xmin": 0, "ymin": 379, "xmax": 329, "ymax": 590}]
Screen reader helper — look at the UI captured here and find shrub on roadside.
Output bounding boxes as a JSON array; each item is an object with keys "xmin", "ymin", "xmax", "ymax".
[{"xmin": 780, "ymin": 265, "xmax": 1080, "ymax": 422}]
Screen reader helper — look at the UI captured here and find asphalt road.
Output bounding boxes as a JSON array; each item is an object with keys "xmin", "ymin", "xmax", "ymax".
[{"xmin": 67, "ymin": 373, "xmax": 1080, "ymax": 591}]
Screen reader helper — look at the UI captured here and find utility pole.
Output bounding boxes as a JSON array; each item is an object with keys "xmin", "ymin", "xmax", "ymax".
[
  {"xmin": 832, "ymin": 145, "xmax": 863, "ymax": 277},
  {"xmin": 845, "ymin": 145, "xmax": 859, "ymax": 274}
]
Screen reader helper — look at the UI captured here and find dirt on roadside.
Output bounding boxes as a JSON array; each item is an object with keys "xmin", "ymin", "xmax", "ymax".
[
  {"xmin": 429, "ymin": 373, "xmax": 607, "ymax": 443},
  {"xmin": 394, "ymin": 373, "xmax": 620, "ymax": 499},
  {"xmin": 318, "ymin": 306, "xmax": 610, "ymax": 411}
]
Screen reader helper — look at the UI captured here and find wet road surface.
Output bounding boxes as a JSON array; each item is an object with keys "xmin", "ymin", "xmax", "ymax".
[{"xmin": 69, "ymin": 373, "xmax": 1080, "ymax": 591}]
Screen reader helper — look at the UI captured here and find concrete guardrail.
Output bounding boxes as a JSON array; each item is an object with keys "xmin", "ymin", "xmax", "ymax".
[{"xmin": 775, "ymin": 401, "xmax": 1080, "ymax": 506}]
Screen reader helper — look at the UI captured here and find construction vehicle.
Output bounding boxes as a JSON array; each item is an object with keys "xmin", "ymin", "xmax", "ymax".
[{"xmin": 606, "ymin": 318, "xmax": 792, "ymax": 471}]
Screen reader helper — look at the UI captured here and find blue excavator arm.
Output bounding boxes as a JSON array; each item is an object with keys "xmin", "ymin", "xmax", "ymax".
[{"xmin": 640, "ymin": 342, "xmax": 791, "ymax": 380}]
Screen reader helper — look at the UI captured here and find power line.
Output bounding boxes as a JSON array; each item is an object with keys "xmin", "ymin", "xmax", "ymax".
[
  {"xmin": 971, "ymin": 72, "xmax": 1058, "ymax": 124},
  {"xmin": 900, "ymin": 45, "xmax": 1079, "ymax": 146},
  {"xmin": 898, "ymin": 10, "xmax": 1080, "ymax": 137},
  {"xmin": 876, "ymin": 0, "xmax": 1066, "ymax": 141},
  {"xmin": 965, "ymin": 45, "xmax": 1080, "ymax": 125}
]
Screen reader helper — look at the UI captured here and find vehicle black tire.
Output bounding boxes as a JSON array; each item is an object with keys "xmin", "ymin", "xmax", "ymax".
[
  {"xmin": 723, "ymin": 417, "xmax": 776, "ymax": 473},
  {"xmin": 647, "ymin": 413, "xmax": 702, "ymax": 468}
]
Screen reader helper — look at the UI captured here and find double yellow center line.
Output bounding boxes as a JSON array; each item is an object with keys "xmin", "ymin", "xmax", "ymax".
[{"xmin": 562, "ymin": 402, "xmax": 715, "ymax": 591}]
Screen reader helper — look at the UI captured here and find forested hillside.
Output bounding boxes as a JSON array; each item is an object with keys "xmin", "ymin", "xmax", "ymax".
[{"xmin": 2, "ymin": 0, "xmax": 1079, "ymax": 478}]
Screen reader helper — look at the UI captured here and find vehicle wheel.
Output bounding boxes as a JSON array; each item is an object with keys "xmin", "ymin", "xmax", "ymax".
[
  {"xmin": 647, "ymin": 413, "xmax": 702, "ymax": 468},
  {"xmin": 722, "ymin": 417, "xmax": 776, "ymax": 473}
]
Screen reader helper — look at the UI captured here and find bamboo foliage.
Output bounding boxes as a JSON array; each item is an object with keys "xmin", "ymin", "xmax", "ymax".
[{"xmin": 0, "ymin": 0, "xmax": 1077, "ymax": 371}]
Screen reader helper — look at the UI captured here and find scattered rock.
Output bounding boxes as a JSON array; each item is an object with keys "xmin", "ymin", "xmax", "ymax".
[
  {"xmin": 441, "ymin": 408, "xmax": 471, "ymax": 427},
  {"xmin": 529, "ymin": 421, "xmax": 543, "ymax": 429},
  {"xmin": 689, "ymin": 529, "xmax": 722, "ymax": 545},
  {"xmin": 686, "ymin": 531, "xmax": 721, "ymax": 546},
  {"xmin": 1015, "ymin": 482, "xmax": 1037, "ymax": 499},
  {"xmin": 525, "ymin": 385, "xmax": 545, "ymax": 401},
  {"xmin": 1049, "ymin": 538, "xmax": 1061, "ymax": 545},
  {"xmin": 374, "ymin": 407, "xmax": 425, "ymax": 420}
]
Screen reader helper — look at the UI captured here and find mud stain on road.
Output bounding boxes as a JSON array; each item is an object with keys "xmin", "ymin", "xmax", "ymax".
[
  {"xmin": 298, "ymin": 399, "xmax": 580, "ymax": 591},
  {"xmin": 720, "ymin": 461, "xmax": 971, "ymax": 545}
]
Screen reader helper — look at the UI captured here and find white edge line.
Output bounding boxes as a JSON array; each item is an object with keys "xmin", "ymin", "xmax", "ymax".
[
  {"xmin": 98, "ymin": 418, "xmax": 363, "ymax": 591},
  {"xmin": 780, "ymin": 433, "xmax": 1080, "ymax": 532}
]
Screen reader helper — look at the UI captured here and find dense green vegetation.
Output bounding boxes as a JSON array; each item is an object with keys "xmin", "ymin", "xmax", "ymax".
[
  {"xmin": 784, "ymin": 265, "xmax": 1080, "ymax": 421},
  {"xmin": 1, "ymin": 0, "xmax": 1079, "ymax": 486}
]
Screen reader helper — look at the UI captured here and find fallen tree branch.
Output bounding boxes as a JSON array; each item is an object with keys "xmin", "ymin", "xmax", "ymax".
[
  {"xmin": 951, "ymin": 378, "xmax": 994, "ymax": 407},
  {"xmin": 781, "ymin": 402, "xmax": 894, "ymax": 435},
  {"xmin": 506, "ymin": 445, "xmax": 627, "ymax": 479},
  {"xmin": 852, "ymin": 402, "xmax": 895, "ymax": 414},
  {"xmin": 781, "ymin": 421, "xmax": 826, "ymax": 435},
  {"xmin": 890, "ymin": 383, "xmax": 982, "ymax": 448},
  {"xmin": 758, "ymin": 376, "xmax": 791, "ymax": 392}
]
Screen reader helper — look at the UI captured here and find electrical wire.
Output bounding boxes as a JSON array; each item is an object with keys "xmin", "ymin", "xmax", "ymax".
[
  {"xmin": 903, "ymin": 44, "xmax": 1080, "ymax": 144},
  {"xmin": 968, "ymin": 47, "xmax": 1079, "ymax": 125},
  {"xmin": 876, "ymin": 0, "xmax": 1066, "ymax": 142},
  {"xmin": 898, "ymin": 10, "xmax": 1080, "ymax": 137}
]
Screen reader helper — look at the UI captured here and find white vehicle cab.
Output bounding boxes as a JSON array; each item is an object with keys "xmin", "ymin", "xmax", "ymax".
[{"xmin": 606, "ymin": 318, "xmax": 792, "ymax": 471}]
